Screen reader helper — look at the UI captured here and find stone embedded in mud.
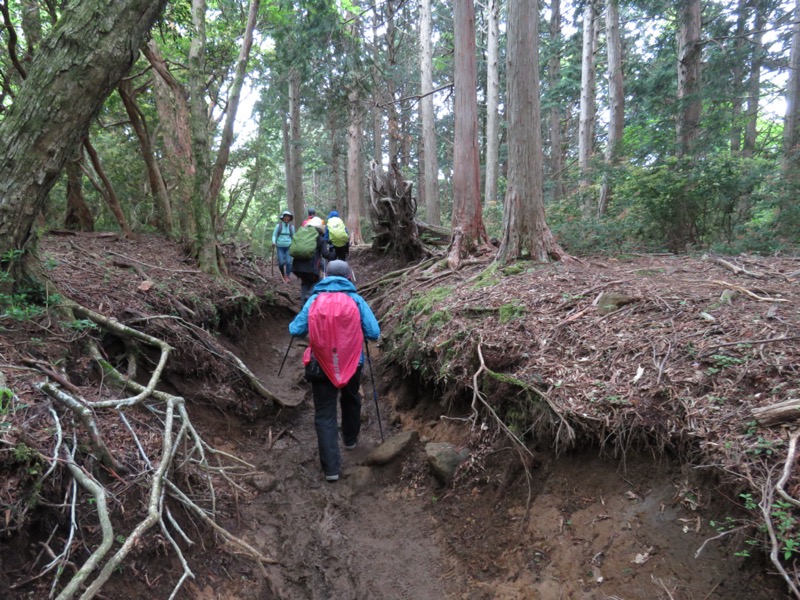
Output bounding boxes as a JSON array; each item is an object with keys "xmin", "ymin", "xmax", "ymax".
[
  {"xmin": 244, "ymin": 472, "xmax": 278, "ymax": 493},
  {"xmin": 346, "ymin": 466, "xmax": 373, "ymax": 488},
  {"xmin": 425, "ymin": 442, "xmax": 470, "ymax": 485},
  {"xmin": 364, "ymin": 430, "xmax": 419, "ymax": 466},
  {"xmin": 596, "ymin": 291, "xmax": 638, "ymax": 315}
]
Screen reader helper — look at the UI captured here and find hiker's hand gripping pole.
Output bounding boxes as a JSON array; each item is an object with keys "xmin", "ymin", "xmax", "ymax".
[
  {"xmin": 278, "ymin": 336, "xmax": 295, "ymax": 377},
  {"xmin": 365, "ymin": 341, "xmax": 384, "ymax": 442}
]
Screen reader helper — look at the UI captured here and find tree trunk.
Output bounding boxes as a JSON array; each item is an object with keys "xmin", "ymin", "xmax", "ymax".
[
  {"xmin": 143, "ymin": 40, "xmax": 195, "ymax": 239},
  {"xmin": 346, "ymin": 99, "xmax": 365, "ymax": 245},
  {"xmin": 744, "ymin": 7, "xmax": 765, "ymax": 158},
  {"xmin": 282, "ymin": 116, "xmax": 294, "ymax": 215},
  {"xmin": 371, "ymin": 4, "xmax": 383, "ymax": 166},
  {"xmin": 83, "ymin": 138, "xmax": 133, "ymax": 238},
  {"xmin": 578, "ymin": 1, "xmax": 599, "ymax": 189},
  {"xmin": 449, "ymin": 0, "xmax": 487, "ymax": 270},
  {"xmin": 385, "ymin": 0, "xmax": 399, "ymax": 165},
  {"xmin": 497, "ymin": 0, "xmax": 567, "ymax": 264},
  {"xmin": 345, "ymin": 8, "xmax": 365, "ymax": 245},
  {"xmin": 330, "ymin": 117, "xmax": 343, "ymax": 213},
  {"xmin": 677, "ymin": 0, "xmax": 702, "ymax": 158},
  {"xmin": 598, "ymin": 0, "xmax": 624, "ymax": 216},
  {"xmin": 783, "ymin": 0, "xmax": 800, "ymax": 175},
  {"xmin": 232, "ymin": 169, "xmax": 260, "ymax": 239},
  {"xmin": 118, "ymin": 79, "xmax": 173, "ymax": 235},
  {"xmin": 288, "ymin": 68, "xmax": 305, "ymax": 218},
  {"xmin": 188, "ymin": 0, "xmax": 218, "ymax": 275},
  {"xmin": 548, "ymin": 0, "xmax": 564, "ymax": 203},
  {"xmin": 483, "ymin": 0, "xmax": 500, "ymax": 210},
  {"xmin": 207, "ymin": 0, "xmax": 259, "ymax": 215},
  {"xmin": 0, "ymin": 0, "xmax": 167, "ymax": 286},
  {"xmin": 64, "ymin": 155, "xmax": 95, "ymax": 232},
  {"xmin": 420, "ymin": 0, "xmax": 441, "ymax": 225},
  {"xmin": 730, "ymin": 0, "xmax": 747, "ymax": 155}
]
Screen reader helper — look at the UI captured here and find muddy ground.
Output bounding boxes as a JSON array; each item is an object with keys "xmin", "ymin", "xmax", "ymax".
[{"xmin": 0, "ymin": 233, "xmax": 794, "ymax": 599}]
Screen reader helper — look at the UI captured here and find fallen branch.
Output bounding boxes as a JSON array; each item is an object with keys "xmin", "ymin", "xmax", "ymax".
[
  {"xmin": 704, "ymin": 255, "xmax": 764, "ymax": 279},
  {"xmin": 776, "ymin": 431, "xmax": 800, "ymax": 509},
  {"xmin": 710, "ymin": 280, "xmax": 788, "ymax": 303},
  {"xmin": 752, "ymin": 398, "xmax": 800, "ymax": 427}
]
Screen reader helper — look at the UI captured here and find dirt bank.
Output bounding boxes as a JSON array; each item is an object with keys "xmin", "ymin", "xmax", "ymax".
[
  {"xmin": 0, "ymin": 234, "xmax": 795, "ymax": 599},
  {"xmin": 173, "ymin": 308, "xmax": 785, "ymax": 600}
]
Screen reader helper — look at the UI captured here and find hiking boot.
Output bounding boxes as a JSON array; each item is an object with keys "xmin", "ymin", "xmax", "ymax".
[
  {"xmin": 325, "ymin": 474, "xmax": 339, "ymax": 482},
  {"xmin": 344, "ymin": 440, "xmax": 357, "ymax": 450}
]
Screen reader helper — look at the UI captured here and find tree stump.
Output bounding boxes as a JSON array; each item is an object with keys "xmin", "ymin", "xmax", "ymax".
[{"xmin": 368, "ymin": 161, "xmax": 426, "ymax": 261}]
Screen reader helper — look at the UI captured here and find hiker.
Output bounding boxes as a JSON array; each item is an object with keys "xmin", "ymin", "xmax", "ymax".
[
  {"xmin": 325, "ymin": 210, "xmax": 350, "ymax": 261},
  {"xmin": 302, "ymin": 207, "xmax": 326, "ymax": 231},
  {"xmin": 271, "ymin": 211, "xmax": 295, "ymax": 284},
  {"xmin": 290, "ymin": 223, "xmax": 335, "ymax": 304},
  {"xmin": 288, "ymin": 260, "xmax": 381, "ymax": 482}
]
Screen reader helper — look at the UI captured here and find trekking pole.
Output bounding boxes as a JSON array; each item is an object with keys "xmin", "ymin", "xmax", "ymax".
[
  {"xmin": 365, "ymin": 341, "xmax": 384, "ymax": 441},
  {"xmin": 278, "ymin": 336, "xmax": 294, "ymax": 377}
]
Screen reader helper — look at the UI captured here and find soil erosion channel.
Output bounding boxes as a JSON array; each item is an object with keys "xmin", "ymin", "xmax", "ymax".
[{"xmin": 183, "ymin": 309, "xmax": 782, "ymax": 600}]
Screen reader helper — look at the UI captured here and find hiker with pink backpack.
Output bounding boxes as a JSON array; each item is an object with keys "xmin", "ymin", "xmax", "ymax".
[{"xmin": 288, "ymin": 260, "xmax": 381, "ymax": 483}]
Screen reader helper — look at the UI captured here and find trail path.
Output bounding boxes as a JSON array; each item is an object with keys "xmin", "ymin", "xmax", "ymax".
[{"xmin": 193, "ymin": 309, "xmax": 452, "ymax": 599}]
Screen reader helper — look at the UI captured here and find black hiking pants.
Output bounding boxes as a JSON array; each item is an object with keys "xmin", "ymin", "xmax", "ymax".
[{"xmin": 311, "ymin": 365, "xmax": 363, "ymax": 478}]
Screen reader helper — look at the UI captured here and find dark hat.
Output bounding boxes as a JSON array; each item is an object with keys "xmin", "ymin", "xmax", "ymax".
[
  {"xmin": 307, "ymin": 207, "xmax": 316, "ymax": 215},
  {"xmin": 325, "ymin": 260, "xmax": 352, "ymax": 280}
]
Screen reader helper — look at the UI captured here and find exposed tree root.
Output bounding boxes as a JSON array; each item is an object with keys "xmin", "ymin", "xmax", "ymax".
[{"xmin": 20, "ymin": 301, "xmax": 281, "ymax": 599}]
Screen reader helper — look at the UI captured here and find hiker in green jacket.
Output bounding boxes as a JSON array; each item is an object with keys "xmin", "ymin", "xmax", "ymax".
[{"xmin": 272, "ymin": 211, "xmax": 295, "ymax": 284}]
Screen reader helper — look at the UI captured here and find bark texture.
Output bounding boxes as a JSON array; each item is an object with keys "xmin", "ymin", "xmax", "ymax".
[
  {"xmin": 677, "ymin": 0, "xmax": 702, "ymax": 157},
  {"xmin": 548, "ymin": 0, "xmax": 564, "ymax": 202},
  {"xmin": 420, "ymin": 0, "xmax": 441, "ymax": 225},
  {"xmin": 497, "ymin": 0, "xmax": 567, "ymax": 264},
  {"xmin": 483, "ymin": 0, "xmax": 500, "ymax": 210},
  {"xmin": 449, "ymin": 0, "xmax": 487, "ymax": 269},
  {"xmin": 598, "ymin": 0, "xmax": 624, "ymax": 216},
  {"xmin": 578, "ymin": 1, "xmax": 599, "ymax": 188}
]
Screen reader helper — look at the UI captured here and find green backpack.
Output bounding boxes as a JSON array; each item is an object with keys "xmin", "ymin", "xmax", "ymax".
[
  {"xmin": 289, "ymin": 225, "xmax": 319, "ymax": 259},
  {"xmin": 327, "ymin": 216, "xmax": 349, "ymax": 247}
]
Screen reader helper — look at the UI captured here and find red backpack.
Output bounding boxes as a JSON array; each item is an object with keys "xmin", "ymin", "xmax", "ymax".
[{"xmin": 303, "ymin": 292, "xmax": 363, "ymax": 388}]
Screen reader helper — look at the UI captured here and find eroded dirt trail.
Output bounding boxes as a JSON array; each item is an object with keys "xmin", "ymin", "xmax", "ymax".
[
  {"xmin": 189, "ymin": 307, "xmax": 786, "ymax": 600},
  {"xmin": 198, "ymin": 310, "xmax": 451, "ymax": 599}
]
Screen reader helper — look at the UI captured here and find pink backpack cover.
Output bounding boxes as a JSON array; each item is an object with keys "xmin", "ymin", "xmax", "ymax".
[{"xmin": 303, "ymin": 293, "xmax": 363, "ymax": 388}]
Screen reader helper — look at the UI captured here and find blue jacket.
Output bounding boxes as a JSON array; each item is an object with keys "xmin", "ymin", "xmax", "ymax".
[{"xmin": 289, "ymin": 276, "xmax": 380, "ymax": 363}]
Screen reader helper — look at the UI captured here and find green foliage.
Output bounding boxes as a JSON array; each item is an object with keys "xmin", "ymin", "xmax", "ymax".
[{"xmin": 549, "ymin": 153, "xmax": 790, "ymax": 255}]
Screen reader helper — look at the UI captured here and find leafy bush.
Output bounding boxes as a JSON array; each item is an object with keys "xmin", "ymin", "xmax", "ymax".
[{"xmin": 548, "ymin": 153, "xmax": 791, "ymax": 254}]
